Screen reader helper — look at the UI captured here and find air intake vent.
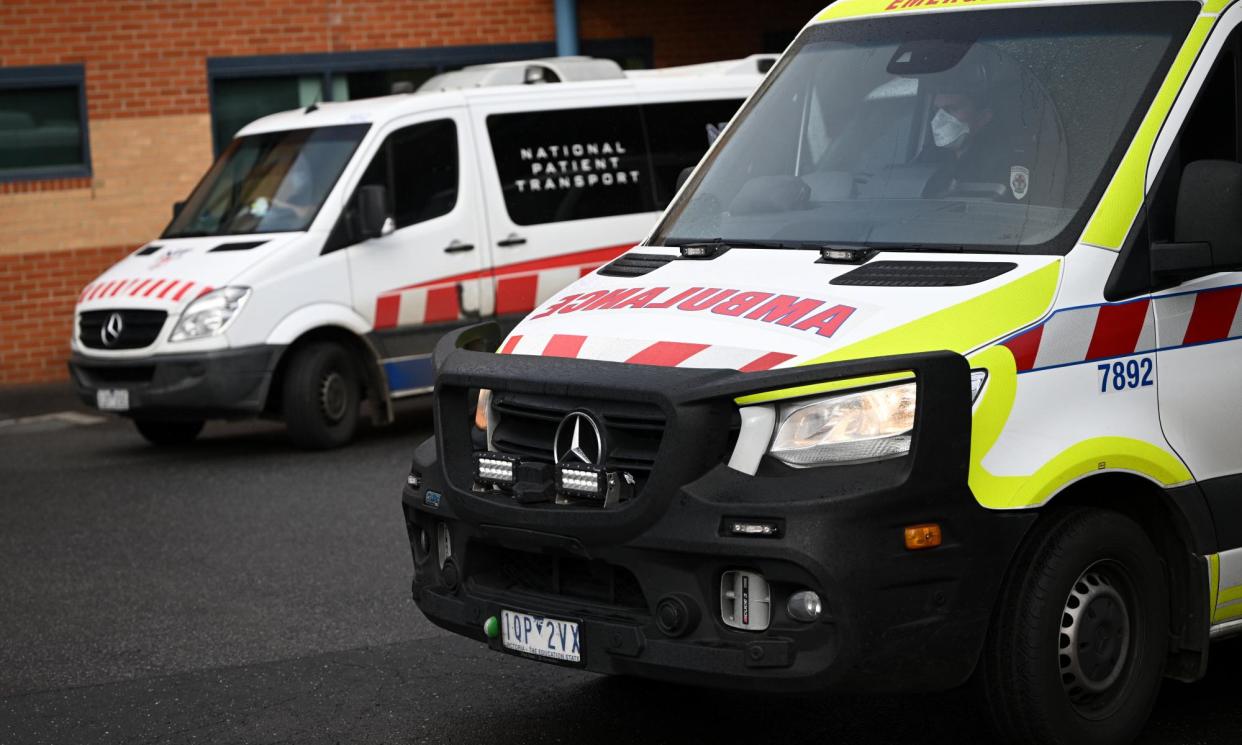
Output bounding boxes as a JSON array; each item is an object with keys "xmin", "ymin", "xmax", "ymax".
[
  {"xmin": 209, "ymin": 240, "xmax": 268, "ymax": 253},
  {"xmin": 598, "ymin": 253, "xmax": 675, "ymax": 278},
  {"xmin": 830, "ymin": 261, "xmax": 1017, "ymax": 287},
  {"xmin": 135, "ymin": 243, "xmax": 162, "ymax": 256}
]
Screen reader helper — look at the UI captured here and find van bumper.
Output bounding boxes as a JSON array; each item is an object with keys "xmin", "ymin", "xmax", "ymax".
[
  {"xmin": 68, "ymin": 345, "xmax": 284, "ymax": 419},
  {"xmin": 402, "ymin": 324, "xmax": 1036, "ymax": 693}
]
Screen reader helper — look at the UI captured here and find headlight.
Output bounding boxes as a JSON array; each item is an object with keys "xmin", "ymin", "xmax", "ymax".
[
  {"xmin": 170, "ymin": 286, "xmax": 251, "ymax": 342},
  {"xmin": 769, "ymin": 382, "xmax": 917, "ymax": 467}
]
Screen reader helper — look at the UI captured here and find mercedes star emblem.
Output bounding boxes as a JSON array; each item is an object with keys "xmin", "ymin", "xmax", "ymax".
[
  {"xmin": 553, "ymin": 411, "xmax": 606, "ymax": 467},
  {"xmin": 101, "ymin": 312, "xmax": 125, "ymax": 347}
]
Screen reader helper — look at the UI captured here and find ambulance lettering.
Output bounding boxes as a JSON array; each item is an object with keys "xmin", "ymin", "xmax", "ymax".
[{"xmin": 529, "ymin": 286, "xmax": 857, "ymax": 339}]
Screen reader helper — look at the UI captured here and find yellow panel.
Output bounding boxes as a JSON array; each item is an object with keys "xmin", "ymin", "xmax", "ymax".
[{"xmin": 1210, "ymin": 553, "xmax": 1221, "ymax": 623}]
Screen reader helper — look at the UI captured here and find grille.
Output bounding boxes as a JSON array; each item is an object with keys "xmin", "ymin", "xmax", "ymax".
[
  {"xmin": 830, "ymin": 260, "xmax": 1017, "ymax": 287},
  {"xmin": 598, "ymin": 252, "xmax": 675, "ymax": 278},
  {"xmin": 79, "ymin": 309, "xmax": 167, "ymax": 350},
  {"xmin": 491, "ymin": 392, "xmax": 666, "ymax": 493},
  {"xmin": 470, "ymin": 543, "xmax": 648, "ymax": 610}
]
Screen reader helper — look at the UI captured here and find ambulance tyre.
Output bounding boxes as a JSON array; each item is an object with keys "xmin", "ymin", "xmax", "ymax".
[
  {"xmin": 980, "ymin": 507, "xmax": 1167, "ymax": 745},
  {"xmin": 133, "ymin": 418, "xmax": 205, "ymax": 446},
  {"xmin": 281, "ymin": 342, "xmax": 360, "ymax": 450}
]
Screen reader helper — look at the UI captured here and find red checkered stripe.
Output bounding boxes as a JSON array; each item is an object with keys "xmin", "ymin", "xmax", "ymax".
[
  {"xmin": 78, "ymin": 277, "xmax": 213, "ymax": 304},
  {"xmin": 499, "ymin": 333, "xmax": 799, "ymax": 372},
  {"xmin": 1002, "ymin": 285, "xmax": 1242, "ymax": 372},
  {"xmin": 373, "ymin": 245, "xmax": 630, "ymax": 330}
]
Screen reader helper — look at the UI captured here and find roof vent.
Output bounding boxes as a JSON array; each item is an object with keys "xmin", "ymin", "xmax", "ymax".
[
  {"xmin": 830, "ymin": 261, "xmax": 1017, "ymax": 287},
  {"xmin": 135, "ymin": 243, "xmax": 162, "ymax": 256}
]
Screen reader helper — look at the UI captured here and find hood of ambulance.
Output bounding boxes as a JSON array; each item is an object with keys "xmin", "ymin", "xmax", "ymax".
[
  {"xmin": 75, "ymin": 233, "xmax": 301, "ymax": 313},
  {"xmin": 506, "ymin": 248, "xmax": 1063, "ymax": 371}
]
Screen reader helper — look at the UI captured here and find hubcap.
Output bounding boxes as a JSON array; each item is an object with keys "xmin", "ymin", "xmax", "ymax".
[
  {"xmin": 319, "ymin": 371, "xmax": 348, "ymax": 423},
  {"xmin": 1059, "ymin": 563, "xmax": 1132, "ymax": 710}
]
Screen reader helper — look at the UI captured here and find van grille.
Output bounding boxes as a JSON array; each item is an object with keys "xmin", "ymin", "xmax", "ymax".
[
  {"xmin": 78, "ymin": 310, "xmax": 167, "ymax": 350},
  {"xmin": 491, "ymin": 392, "xmax": 665, "ymax": 494}
]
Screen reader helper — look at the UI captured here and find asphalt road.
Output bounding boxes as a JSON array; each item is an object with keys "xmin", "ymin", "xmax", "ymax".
[{"xmin": 3, "ymin": 391, "xmax": 1242, "ymax": 744}]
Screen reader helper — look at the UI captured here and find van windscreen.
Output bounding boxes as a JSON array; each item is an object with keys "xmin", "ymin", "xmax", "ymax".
[
  {"xmin": 652, "ymin": 3, "xmax": 1197, "ymax": 256},
  {"xmin": 164, "ymin": 124, "xmax": 369, "ymax": 239}
]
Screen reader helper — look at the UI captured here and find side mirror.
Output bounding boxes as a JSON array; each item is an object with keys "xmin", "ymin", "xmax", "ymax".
[
  {"xmin": 675, "ymin": 166, "xmax": 695, "ymax": 193},
  {"xmin": 172, "ymin": 200, "xmax": 186, "ymax": 219},
  {"xmin": 1153, "ymin": 159, "xmax": 1242, "ymax": 283},
  {"xmin": 356, "ymin": 185, "xmax": 393, "ymax": 240}
]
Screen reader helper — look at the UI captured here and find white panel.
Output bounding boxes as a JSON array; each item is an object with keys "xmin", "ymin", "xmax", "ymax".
[
  {"xmin": 576, "ymin": 335, "xmax": 652, "ymax": 363},
  {"xmin": 729, "ymin": 405, "xmax": 776, "ymax": 475},
  {"xmin": 396, "ymin": 289, "xmax": 427, "ymax": 326},
  {"xmin": 1135, "ymin": 303, "xmax": 1157, "ymax": 353},
  {"xmin": 536, "ymin": 267, "xmax": 582, "ymax": 306},
  {"xmin": 1154, "ymin": 293, "xmax": 1195, "ymax": 347}
]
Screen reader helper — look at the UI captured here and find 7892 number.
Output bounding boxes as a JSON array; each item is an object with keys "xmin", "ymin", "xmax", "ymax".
[{"xmin": 1098, "ymin": 357, "xmax": 1154, "ymax": 393}]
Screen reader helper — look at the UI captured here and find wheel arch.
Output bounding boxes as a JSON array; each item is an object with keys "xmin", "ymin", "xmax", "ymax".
[
  {"xmin": 1034, "ymin": 472, "xmax": 1213, "ymax": 682},
  {"xmin": 266, "ymin": 325, "xmax": 393, "ymax": 425}
]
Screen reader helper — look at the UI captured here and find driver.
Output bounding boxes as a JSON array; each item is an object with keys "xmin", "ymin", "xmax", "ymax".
[
  {"xmin": 255, "ymin": 153, "xmax": 316, "ymax": 230},
  {"xmin": 921, "ymin": 81, "xmax": 1026, "ymax": 200}
]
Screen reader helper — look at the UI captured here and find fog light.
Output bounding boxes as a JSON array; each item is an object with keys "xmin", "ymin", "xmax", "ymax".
[
  {"xmin": 787, "ymin": 590, "xmax": 823, "ymax": 622},
  {"xmin": 436, "ymin": 523, "xmax": 452, "ymax": 570},
  {"xmin": 556, "ymin": 463, "xmax": 607, "ymax": 500},
  {"xmin": 720, "ymin": 570, "xmax": 771, "ymax": 631},
  {"xmin": 474, "ymin": 452, "xmax": 518, "ymax": 486}
]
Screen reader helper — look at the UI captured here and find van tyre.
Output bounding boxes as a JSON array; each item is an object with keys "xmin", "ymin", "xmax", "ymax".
[
  {"xmin": 980, "ymin": 508, "xmax": 1168, "ymax": 745},
  {"xmin": 282, "ymin": 342, "xmax": 360, "ymax": 450},
  {"xmin": 133, "ymin": 418, "xmax": 205, "ymax": 446}
]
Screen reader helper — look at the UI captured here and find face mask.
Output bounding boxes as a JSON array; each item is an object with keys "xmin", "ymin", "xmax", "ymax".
[{"xmin": 931, "ymin": 108, "xmax": 970, "ymax": 149}]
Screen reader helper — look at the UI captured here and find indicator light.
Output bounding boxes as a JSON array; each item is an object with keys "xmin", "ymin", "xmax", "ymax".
[{"xmin": 905, "ymin": 523, "xmax": 943, "ymax": 551}]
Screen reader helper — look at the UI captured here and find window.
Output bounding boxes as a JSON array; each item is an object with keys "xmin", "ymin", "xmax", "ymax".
[
  {"xmin": 356, "ymin": 119, "xmax": 459, "ymax": 230},
  {"xmin": 211, "ymin": 76, "xmax": 325, "ymax": 154},
  {"xmin": 0, "ymin": 65, "xmax": 89, "ymax": 181},
  {"xmin": 488, "ymin": 105, "xmax": 653, "ymax": 225},
  {"xmin": 641, "ymin": 99, "xmax": 746, "ymax": 207}
]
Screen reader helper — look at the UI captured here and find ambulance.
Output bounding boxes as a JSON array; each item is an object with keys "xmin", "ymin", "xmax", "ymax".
[
  {"xmin": 404, "ymin": 2, "xmax": 1242, "ymax": 743},
  {"xmin": 67, "ymin": 57, "xmax": 771, "ymax": 448}
]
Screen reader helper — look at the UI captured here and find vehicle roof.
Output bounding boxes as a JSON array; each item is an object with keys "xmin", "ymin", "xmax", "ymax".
[
  {"xmin": 236, "ymin": 73, "xmax": 764, "ymax": 137},
  {"xmin": 813, "ymin": 0, "xmax": 1211, "ymax": 24}
]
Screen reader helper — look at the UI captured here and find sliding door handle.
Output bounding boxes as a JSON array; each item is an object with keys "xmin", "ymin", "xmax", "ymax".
[
  {"xmin": 497, "ymin": 234, "xmax": 527, "ymax": 248},
  {"xmin": 444, "ymin": 240, "xmax": 475, "ymax": 254}
]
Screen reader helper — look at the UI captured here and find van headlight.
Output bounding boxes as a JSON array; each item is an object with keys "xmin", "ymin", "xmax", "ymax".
[
  {"xmin": 769, "ymin": 382, "xmax": 917, "ymax": 467},
  {"xmin": 170, "ymin": 287, "xmax": 251, "ymax": 342}
]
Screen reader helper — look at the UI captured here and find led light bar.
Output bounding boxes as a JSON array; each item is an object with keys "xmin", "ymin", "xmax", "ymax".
[
  {"xmin": 556, "ymin": 463, "xmax": 608, "ymax": 499},
  {"xmin": 728, "ymin": 520, "xmax": 781, "ymax": 537},
  {"xmin": 473, "ymin": 452, "xmax": 519, "ymax": 486}
]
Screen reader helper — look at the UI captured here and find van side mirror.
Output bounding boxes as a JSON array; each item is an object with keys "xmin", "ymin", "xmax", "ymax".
[
  {"xmin": 173, "ymin": 200, "xmax": 186, "ymax": 219},
  {"xmin": 675, "ymin": 166, "xmax": 695, "ymax": 194},
  {"xmin": 356, "ymin": 185, "xmax": 393, "ymax": 240},
  {"xmin": 1152, "ymin": 159, "xmax": 1242, "ymax": 283}
]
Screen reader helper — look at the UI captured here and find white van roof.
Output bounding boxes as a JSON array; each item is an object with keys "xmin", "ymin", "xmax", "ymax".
[{"xmin": 237, "ymin": 56, "xmax": 772, "ymax": 138}]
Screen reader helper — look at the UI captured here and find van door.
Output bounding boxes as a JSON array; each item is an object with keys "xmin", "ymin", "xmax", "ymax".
[
  {"xmin": 470, "ymin": 94, "xmax": 657, "ymax": 323},
  {"xmin": 1150, "ymin": 28, "xmax": 1242, "ymax": 561},
  {"xmin": 343, "ymin": 111, "xmax": 490, "ymax": 395}
]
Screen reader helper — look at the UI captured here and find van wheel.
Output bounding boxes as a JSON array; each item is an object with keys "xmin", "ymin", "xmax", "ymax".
[
  {"xmin": 133, "ymin": 418, "xmax": 204, "ymax": 446},
  {"xmin": 281, "ymin": 342, "xmax": 360, "ymax": 450},
  {"xmin": 979, "ymin": 508, "xmax": 1167, "ymax": 745}
]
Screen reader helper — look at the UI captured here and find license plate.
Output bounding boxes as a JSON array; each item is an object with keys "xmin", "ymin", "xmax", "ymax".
[
  {"xmin": 96, "ymin": 389, "xmax": 130, "ymax": 411},
  {"xmin": 501, "ymin": 610, "xmax": 581, "ymax": 664}
]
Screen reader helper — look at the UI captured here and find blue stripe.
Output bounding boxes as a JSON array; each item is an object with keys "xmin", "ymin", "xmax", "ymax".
[{"xmin": 383, "ymin": 356, "xmax": 435, "ymax": 393}]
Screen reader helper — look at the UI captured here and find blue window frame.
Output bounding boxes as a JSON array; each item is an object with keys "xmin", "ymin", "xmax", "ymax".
[
  {"xmin": 206, "ymin": 39, "xmax": 653, "ymax": 154},
  {"xmin": 0, "ymin": 64, "xmax": 91, "ymax": 183}
]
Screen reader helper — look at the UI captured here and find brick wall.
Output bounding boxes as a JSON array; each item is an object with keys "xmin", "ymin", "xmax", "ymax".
[{"xmin": 0, "ymin": 245, "xmax": 134, "ymax": 384}]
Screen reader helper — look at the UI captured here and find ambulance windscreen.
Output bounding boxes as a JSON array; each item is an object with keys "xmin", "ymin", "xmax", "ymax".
[
  {"xmin": 653, "ymin": 3, "xmax": 1197, "ymax": 256},
  {"xmin": 164, "ymin": 124, "xmax": 370, "ymax": 239}
]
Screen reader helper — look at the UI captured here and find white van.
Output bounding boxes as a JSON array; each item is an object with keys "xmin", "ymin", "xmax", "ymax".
[{"xmin": 68, "ymin": 57, "xmax": 770, "ymax": 448}]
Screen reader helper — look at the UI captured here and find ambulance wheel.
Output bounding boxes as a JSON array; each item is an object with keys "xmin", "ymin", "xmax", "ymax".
[
  {"xmin": 133, "ymin": 418, "xmax": 204, "ymax": 446},
  {"xmin": 282, "ymin": 342, "xmax": 360, "ymax": 450},
  {"xmin": 980, "ymin": 508, "xmax": 1167, "ymax": 745}
]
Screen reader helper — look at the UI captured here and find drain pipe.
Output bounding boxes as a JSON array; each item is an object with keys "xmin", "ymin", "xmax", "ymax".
[{"xmin": 555, "ymin": 0, "xmax": 580, "ymax": 57}]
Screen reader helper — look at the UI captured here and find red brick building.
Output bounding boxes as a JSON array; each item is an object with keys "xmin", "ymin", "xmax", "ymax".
[{"xmin": 0, "ymin": 0, "xmax": 823, "ymax": 385}]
